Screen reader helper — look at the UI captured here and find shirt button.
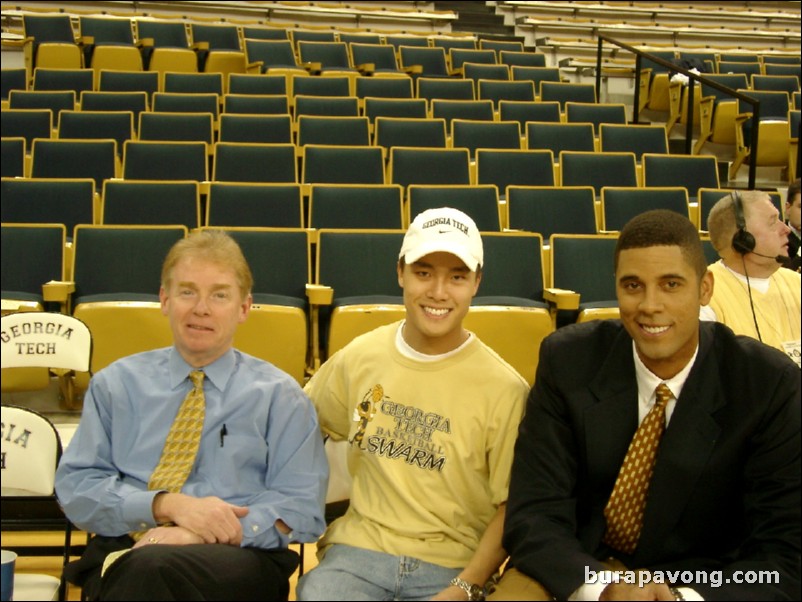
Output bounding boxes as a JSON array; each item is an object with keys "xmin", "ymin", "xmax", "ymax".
[
  {"xmin": 139, "ymin": 523, "xmax": 147, "ymax": 529},
  {"xmin": 251, "ymin": 524, "xmax": 260, "ymax": 533}
]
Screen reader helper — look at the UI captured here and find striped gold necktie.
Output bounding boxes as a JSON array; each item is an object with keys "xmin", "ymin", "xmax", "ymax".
[
  {"xmin": 148, "ymin": 370, "xmax": 206, "ymax": 492},
  {"xmin": 602, "ymin": 383, "xmax": 672, "ymax": 554}
]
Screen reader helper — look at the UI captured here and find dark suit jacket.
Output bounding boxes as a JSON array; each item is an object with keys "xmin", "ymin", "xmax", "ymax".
[{"xmin": 504, "ymin": 320, "xmax": 801, "ymax": 600}]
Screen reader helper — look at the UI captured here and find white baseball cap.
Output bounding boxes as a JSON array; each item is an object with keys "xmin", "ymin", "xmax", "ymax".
[{"xmin": 399, "ymin": 207, "xmax": 483, "ymax": 271}]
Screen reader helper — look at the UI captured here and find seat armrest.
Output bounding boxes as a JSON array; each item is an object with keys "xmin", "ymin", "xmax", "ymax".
[
  {"xmin": 42, "ymin": 280, "xmax": 75, "ymax": 303},
  {"xmin": 306, "ymin": 284, "xmax": 333, "ymax": 306},
  {"xmin": 543, "ymin": 287, "xmax": 580, "ymax": 310}
]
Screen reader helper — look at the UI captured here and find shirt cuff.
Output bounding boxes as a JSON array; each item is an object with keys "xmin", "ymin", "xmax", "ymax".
[{"xmin": 121, "ymin": 489, "xmax": 162, "ymax": 531}]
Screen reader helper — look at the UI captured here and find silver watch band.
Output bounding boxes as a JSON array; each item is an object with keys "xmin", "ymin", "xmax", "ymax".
[{"xmin": 450, "ymin": 576, "xmax": 485, "ymax": 601}]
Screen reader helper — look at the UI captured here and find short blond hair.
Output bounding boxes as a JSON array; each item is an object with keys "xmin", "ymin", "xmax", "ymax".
[
  {"xmin": 707, "ymin": 190, "xmax": 768, "ymax": 254},
  {"xmin": 161, "ymin": 230, "xmax": 253, "ymax": 298}
]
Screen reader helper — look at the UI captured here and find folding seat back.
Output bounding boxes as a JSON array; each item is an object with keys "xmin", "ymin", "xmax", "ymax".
[
  {"xmin": 479, "ymin": 39, "xmax": 524, "ymax": 55},
  {"xmin": 598, "ymin": 124, "xmax": 669, "ymax": 161},
  {"xmin": 477, "ymin": 79, "xmax": 535, "ymax": 110},
  {"xmin": 550, "ymin": 233, "xmax": 620, "ymax": 322},
  {"xmin": 350, "ymin": 44, "xmax": 404, "ymax": 76},
  {"xmin": 388, "ymin": 147, "xmax": 470, "ymax": 188},
  {"xmin": 212, "ymin": 142, "xmax": 297, "ymax": 183},
  {"xmin": 98, "ymin": 69, "xmax": 159, "ymax": 102},
  {"xmin": 355, "ymin": 77, "xmax": 414, "ymax": 102},
  {"xmin": 600, "ymin": 187, "xmax": 690, "ymax": 232},
  {"xmin": 163, "ymin": 71, "xmax": 224, "ymax": 96},
  {"xmin": 152, "ymin": 92, "xmax": 219, "ymax": 120},
  {"xmin": 399, "ymin": 46, "xmax": 450, "ymax": 78},
  {"xmin": 475, "ymin": 149, "xmax": 556, "ymax": 196},
  {"xmin": 101, "ymin": 179, "xmax": 200, "ymax": 229},
  {"xmin": 138, "ymin": 111, "xmax": 214, "ymax": 145},
  {"xmin": 363, "ymin": 97, "xmax": 427, "ymax": 125},
  {"xmin": 407, "ymin": 184, "xmax": 501, "ymax": 231},
  {"xmin": 506, "ymin": 185, "xmax": 597, "ymax": 240},
  {"xmin": 430, "ymin": 99, "xmax": 494, "ymax": 129},
  {"xmin": 1, "ymin": 177, "xmax": 95, "ymax": 235},
  {"xmin": 123, "ymin": 140, "xmax": 208, "ymax": 182},
  {"xmin": 8, "ymin": 90, "xmax": 76, "ymax": 126},
  {"xmin": 1, "ymin": 138, "xmax": 25, "ymax": 177},
  {"xmin": 449, "ymin": 48, "xmax": 496, "ymax": 71},
  {"xmin": 31, "ymin": 138, "xmax": 118, "ymax": 187},
  {"xmin": 32, "ymin": 68, "xmax": 94, "ymax": 96},
  {"xmin": 79, "ymin": 91, "xmax": 148, "ymax": 131},
  {"xmin": 294, "ymin": 95, "xmax": 359, "ymax": 119},
  {"xmin": 642, "ymin": 153, "xmax": 719, "ymax": 202},
  {"xmin": 0, "ymin": 108, "xmax": 52, "ymax": 148},
  {"xmin": 1, "ymin": 223, "xmax": 66, "ymax": 315},
  {"xmin": 498, "ymin": 99, "xmax": 561, "ymax": 129},
  {"xmin": 292, "ymin": 75, "xmax": 351, "ymax": 98},
  {"xmin": 564, "ymin": 102, "xmax": 627, "ymax": 136},
  {"xmin": 218, "ymin": 113, "xmax": 292, "ymax": 143},
  {"xmin": 297, "ymin": 115, "xmax": 370, "ymax": 147},
  {"xmin": 500, "ymin": 51, "xmax": 546, "ymax": 68},
  {"xmin": 540, "ymin": 81, "xmax": 596, "ymax": 109},
  {"xmin": 559, "ymin": 151, "xmax": 638, "ymax": 196},
  {"xmin": 510, "ymin": 66, "xmax": 561, "ymax": 97},
  {"xmin": 451, "ymin": 119, "xmax": 521, "ymax": 159},
  {"xmin": 463, "ymin": 62, "xmax": 510, "ymax": 83},
  {"xmin": 58, "ymin": 110, "xmax": 135, "ymax": 153},
  {"xmin": 1, "ymin": 68, "xmax": 28, "ymax": 101},
  {"xmin": 308, "ymin": 184, "xmax": 404, "ymax": 230},
  {"xmin": 302, "ymin": 144, "xmax": 386, "ymax": 186},
  {"xmin": 228, "ymin": 73, "xmax": 287, "ymax": 95},
  {"xmin": 416, "ymin": 77, "xmax": 474, "ymax": 104},
  {"xmin": 526, "ymin": 122, "xmax": 595, "ymax": 157},
  {"xmin": 374, "ymin": 117, "xmax": 447, "ymax": 150},
  {"xmin": 206, "ymin": 183, "xmax": 303, "ymax": 228},
  {"xmin": 222, "ymin": 93, "xmax": 289, "ymax": 115}
]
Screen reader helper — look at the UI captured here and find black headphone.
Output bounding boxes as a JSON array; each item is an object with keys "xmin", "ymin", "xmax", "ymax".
[{"xmin": 731, "ymin": 191, "xmax": 756, "ymax": 255}]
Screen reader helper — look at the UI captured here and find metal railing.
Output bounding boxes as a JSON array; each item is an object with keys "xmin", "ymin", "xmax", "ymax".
[{"xmin": 595, "ymin": 34, "xmax": 761, "ymax": 189}]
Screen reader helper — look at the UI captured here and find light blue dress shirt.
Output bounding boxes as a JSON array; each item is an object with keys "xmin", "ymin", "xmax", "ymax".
[{"xmin": 55, "ymin": 347, "xmax": 328, "ymax": 550}]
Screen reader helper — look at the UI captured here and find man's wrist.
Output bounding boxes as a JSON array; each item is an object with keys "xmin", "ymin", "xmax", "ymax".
[{"xmin": 450, "ymin": 577, "xmax": 486, "ymax": 601}]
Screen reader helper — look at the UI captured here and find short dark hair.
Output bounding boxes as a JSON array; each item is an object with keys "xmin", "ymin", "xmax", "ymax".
[
  {"xmin": 788, "ymin": 178, "xmax": 801, "ymax": 203},
  {"xmin": 615, "ymin": 209, "xmax": 707, "ymax": 279}
]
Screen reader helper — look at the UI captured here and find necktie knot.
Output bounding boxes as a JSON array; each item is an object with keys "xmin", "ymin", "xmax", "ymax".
[
  {"xmin": 655, "ymin": 383, "xmax": 672, "ymax": 408},
  {"xmin": 189, "ymin": 370, "xmax": 205, "ymax": 390}
]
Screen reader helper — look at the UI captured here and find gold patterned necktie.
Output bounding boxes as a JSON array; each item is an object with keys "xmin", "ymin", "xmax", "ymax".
[
  {"xmin": 602, "ymin": 383, "xmax": 672, "ymax": 554},
  {"xmin": 148, "ymin": 370, "xmax": 207, "ymax": 493}
]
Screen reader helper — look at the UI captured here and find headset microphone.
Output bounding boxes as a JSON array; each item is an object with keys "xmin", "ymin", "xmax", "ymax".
[{"xmin": 749, "ymin": 251, "xmax": 786, "ymax": 263}]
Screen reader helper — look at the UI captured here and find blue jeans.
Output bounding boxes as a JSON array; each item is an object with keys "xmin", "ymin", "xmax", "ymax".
[{"xmin": 296, "ymin": 544, "xmax": 462, "ymax": 601}]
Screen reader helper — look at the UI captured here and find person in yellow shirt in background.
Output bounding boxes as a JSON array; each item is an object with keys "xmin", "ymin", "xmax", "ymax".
[{"xmin": 703, "ymin": 190, "xmax": 800, "ymax": 365}]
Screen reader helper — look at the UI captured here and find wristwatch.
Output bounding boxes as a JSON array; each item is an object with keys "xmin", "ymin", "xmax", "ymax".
[{"xmin": 450, "ymin": 576, "xmax": 486, "ymax": 601}]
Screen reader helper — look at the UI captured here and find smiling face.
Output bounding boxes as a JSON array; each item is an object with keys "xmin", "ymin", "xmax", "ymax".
[
  {"xmin": 617, "ymin": 245, "xmax": 713, "ymax": 379},
  {"xmin": 160, "ymin": 255, "xmax": 251, "ymax": 368},
  {"xmin": 397, "ymin": 252, "xmax": 481, "ymax": 355}
]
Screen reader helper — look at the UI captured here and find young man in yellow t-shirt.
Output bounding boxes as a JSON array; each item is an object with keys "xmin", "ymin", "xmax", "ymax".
[{"xmin": 297, "ymin": 207, "xmax": 529, "ymax": 601}]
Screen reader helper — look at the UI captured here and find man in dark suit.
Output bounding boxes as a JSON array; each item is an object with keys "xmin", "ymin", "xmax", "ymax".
[{"xmin": 492, "ymin": 210, "xmax": 800, "ymax": 600}]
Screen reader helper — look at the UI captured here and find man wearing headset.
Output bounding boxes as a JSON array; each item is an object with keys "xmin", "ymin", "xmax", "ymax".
[{"xmin": 703, "ymin": 190, "xmax": 800, "ymax": 363}]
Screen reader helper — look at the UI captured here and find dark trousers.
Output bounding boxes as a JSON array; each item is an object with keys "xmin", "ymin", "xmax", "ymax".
[{"xmin": 65, "ymin": 535, "xmax": 298, "ymax": 601}]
